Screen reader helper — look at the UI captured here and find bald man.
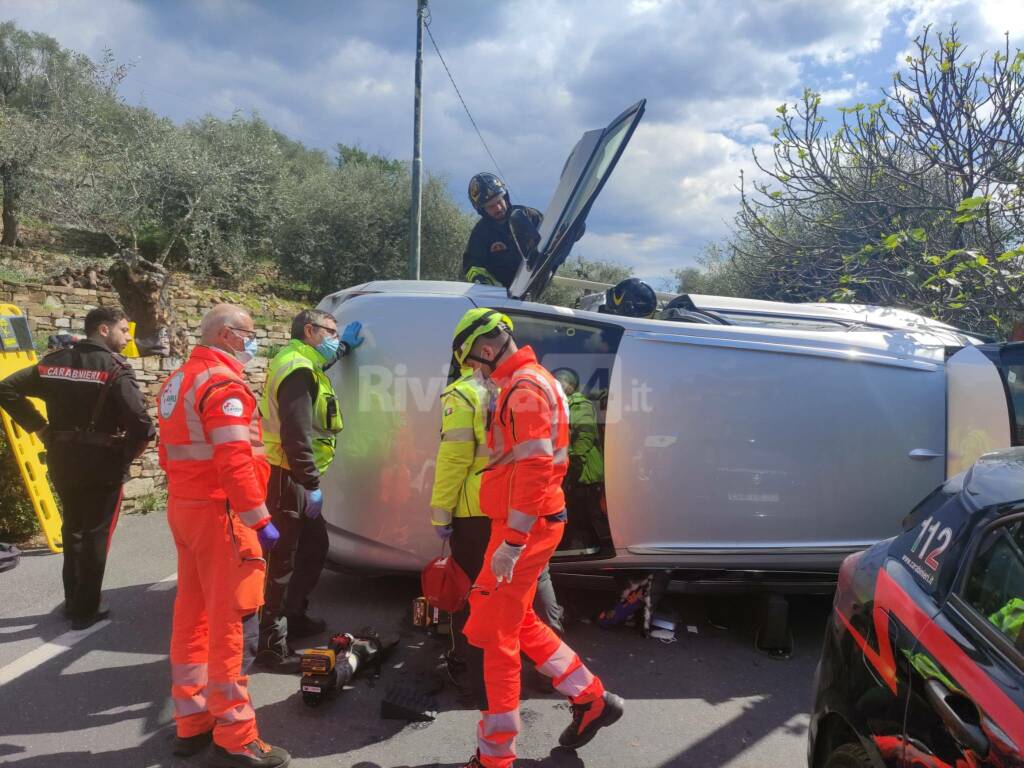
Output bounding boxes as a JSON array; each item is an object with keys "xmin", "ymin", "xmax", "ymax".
[{"xmin": 158, "ymin": 304, "xmax": 291, "ymax": 767}]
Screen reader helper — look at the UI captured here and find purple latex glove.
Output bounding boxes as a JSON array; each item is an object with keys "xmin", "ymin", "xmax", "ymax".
[{"xmin": 257, "ymin": 521, "xmax": 280, "ymax": 556}]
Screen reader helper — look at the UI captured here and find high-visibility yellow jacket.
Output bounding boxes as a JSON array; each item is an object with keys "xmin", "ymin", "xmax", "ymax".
[
  {"xmin": 261, "ymin": 340, "xmax": 342, "ymax": 474},
  {"xmin": 429, "ymin": 371, "xmax": 489, "ymax": 526},
  {"xmin": 567, "ymin": 391, "xmax": 604, "ymax": 485}
]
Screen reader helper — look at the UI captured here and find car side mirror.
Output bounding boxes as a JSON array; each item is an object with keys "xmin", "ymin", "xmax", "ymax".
[{"xmin": 508, "ymin": 208, "xmax": 542, "ymax": 267}]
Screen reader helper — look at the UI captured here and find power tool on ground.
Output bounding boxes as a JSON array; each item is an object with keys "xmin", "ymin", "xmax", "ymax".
[{"xmin": 299, "ymin": 630, "xmax": 384, "ymax": 707}]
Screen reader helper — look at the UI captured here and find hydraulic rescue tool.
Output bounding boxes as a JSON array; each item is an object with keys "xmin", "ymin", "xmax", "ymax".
[{"xmin": 299, "ymin": 630, "xmax": 385, "ymax": 707}]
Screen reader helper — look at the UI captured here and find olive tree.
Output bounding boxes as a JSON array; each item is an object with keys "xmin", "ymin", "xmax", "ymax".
[
  {"xmin": 0, "ymin": 23, "xmax": 123, "ymax": 246},
  {"xmin": 276, "ymin": 151, "xmax": 472, "ymax": 295},
  {"xmin": 724, "ymin": 25, "xmax": 1024, "ymax": 334}
]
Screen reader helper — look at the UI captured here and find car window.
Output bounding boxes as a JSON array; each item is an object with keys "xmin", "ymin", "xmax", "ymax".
[
  {"xmin": 961, "ymin": 518, "xmax": 1024, "ymax": 651},
  {"xmin": 1000, "ymin": 347, "xmax": 1024, "ymax": 446},
  {"xmin": 506, "ymin": 313, "xmax": 622, "ymax": 402}
]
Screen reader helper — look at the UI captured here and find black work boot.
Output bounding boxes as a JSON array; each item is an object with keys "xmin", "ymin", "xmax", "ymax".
[
  {"xmin": 256, "ymin": 615, "xmax": 302, "ymax": 674},
  {"xmin": 558, "ymin": 691, "xmax": 625, "ymax": 750},
  {"xmin": 208, "ymin": 739, "xmax": 291, "ymax": 767},
  {"xmin": 284, "ymin": 613, "xmax": 326, "ymax": 639},
  {"xmin": 69, "ymin": 600, "xmax": 111, "ymax": 631},
  {"xmin": 460, "ymin": 753, "xmax": 484, "ymax": 768},
  {"xmin": 172, "ymin": 729, "xmax": 212, "ymax": 756}
]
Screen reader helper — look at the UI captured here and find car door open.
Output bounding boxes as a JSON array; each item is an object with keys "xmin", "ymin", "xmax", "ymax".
[{"xmin": 508, "ymin": 99, "xmax": 645, "ymax": 302}]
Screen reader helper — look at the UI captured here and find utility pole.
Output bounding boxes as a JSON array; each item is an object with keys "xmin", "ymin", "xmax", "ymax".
[{"xmin": 408, "ymin": 0, "xmax": 427, "ymax": 280}]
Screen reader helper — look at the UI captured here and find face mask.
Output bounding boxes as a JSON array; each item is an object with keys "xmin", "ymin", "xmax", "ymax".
[
  {"xmin": 316, "ymin": 337, "xmax": 340, "ymax": 364},
  {"xmin": 233, "ymin": 335, "xmax": 258, "ymax": 365}
]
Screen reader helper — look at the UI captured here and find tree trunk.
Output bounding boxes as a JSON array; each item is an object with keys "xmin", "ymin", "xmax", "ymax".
[
  {"xmin": 108, "ymin": 251, "xmax": 182, "ymax": 357},
  {"xmin": 1, "ymin": 166, "xmax": 19, "ymax": 248}
]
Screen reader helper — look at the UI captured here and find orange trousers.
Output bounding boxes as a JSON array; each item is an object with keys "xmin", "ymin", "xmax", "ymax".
[
  {"xmin": 168, "ymin": 497, "xmax": 266, "ymax": 750},
  {"xmin": 464, "ymin": 517, "xmax": 604, "ymax": 768}
]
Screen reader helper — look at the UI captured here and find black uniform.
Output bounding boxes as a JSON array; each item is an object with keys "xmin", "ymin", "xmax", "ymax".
[
  {"xmin": 0, "ymin": 340, "xmax": 154, "ymax": 619},
  {"xmin": 461, "ymin": 205, "xmax": 543, "ymax": 289}
]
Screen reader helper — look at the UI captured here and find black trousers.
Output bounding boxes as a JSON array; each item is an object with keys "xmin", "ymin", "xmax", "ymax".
[
  {"xmin": 259, "ymin": 465, "xmax": 328, "ymax": 652},
  {"xmin": 567, "ymin": 482, "xmax": 610, "ymax": 542},
  {"xmin": 50, "ymin": 473, "xmax": 123, "ymax": 618},
  {"xmin": 450, "ymin": 516, "xmax": 491, "ymax": 707},
  {"xmin": 448, "ymin": 516, "xmax": 564, "ymax": 705}
]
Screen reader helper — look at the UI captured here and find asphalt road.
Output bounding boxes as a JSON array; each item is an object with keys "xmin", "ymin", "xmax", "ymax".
[{"xmin": 0, "ymin": 511, "xmax": 831, "ymax": 767}]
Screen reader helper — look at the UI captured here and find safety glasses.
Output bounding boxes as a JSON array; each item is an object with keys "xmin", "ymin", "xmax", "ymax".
[{"xmin": 311, "ymin": 323, "xmax": 339, "ymax": 338}]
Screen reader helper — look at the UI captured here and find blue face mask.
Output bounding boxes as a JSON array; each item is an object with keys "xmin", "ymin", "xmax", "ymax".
[
  {"xmin": 233, "ymin": 336, "xmax": 258, "ymax": 365},
  {"xmin": 316, "ymin": 337, "xmax": 340, "ymax": 364}
]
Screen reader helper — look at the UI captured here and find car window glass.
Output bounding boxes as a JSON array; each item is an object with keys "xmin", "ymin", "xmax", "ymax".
[
  {"xmin": 1000, "ymin": 347, "xmax": 1024, "ymax": 445},
  {"xmin": 506, "ymin": 314, "xmax": 622, "ymax": 402},
  {"xmin": 961, "ymin": 518, "xmax": 1024, "ymax": 651},
  {"xmin": 553, "ymin": 117, "xmax": 634, "ymax": 250}
]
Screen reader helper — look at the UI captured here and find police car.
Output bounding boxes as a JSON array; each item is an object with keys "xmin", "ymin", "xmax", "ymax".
[{"xmin": 808, "ymin": 448, "xmax": 1024, "ymax": 767}]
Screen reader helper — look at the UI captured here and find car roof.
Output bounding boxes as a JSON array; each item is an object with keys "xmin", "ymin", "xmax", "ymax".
[
  {"xmin": 687, "ymin": 294, "xmax": 984, "ymax": 344},
  {"xmin": 327, "ymin": 280, "xmax": 953, "ymax": 370},
  {"xmin": 963, "ymin": 448, "xmax": 1024, "ymax": 510}
]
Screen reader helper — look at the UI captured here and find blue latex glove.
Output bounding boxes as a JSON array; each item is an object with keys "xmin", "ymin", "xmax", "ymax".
[
  {"xmin": 434, "ymin": 524, "xmax": 453, "ymax": 540},
  {"xmin": 304, "ymin": 488, "xmax": 323, "ymax": 519},
  {"xmin": 341, "ymin": 321, "xmax": 364, "ymax": 351},
  {"xmin": 257, "ymin": 521, "xmax": 280, "ymax": 556}
]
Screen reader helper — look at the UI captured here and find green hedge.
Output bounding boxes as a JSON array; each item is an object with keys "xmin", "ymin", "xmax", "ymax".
[{"xmin": 0, "ymin": 429, "xmax": 42, "ymax": 541}]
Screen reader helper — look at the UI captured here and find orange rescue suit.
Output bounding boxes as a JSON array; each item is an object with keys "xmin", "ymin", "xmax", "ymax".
[
  {"xmin": 464, "ymin": 346, "xmax": 604, "ymax": 768},
  {"xmin": 157, "ymin": 345, "xmax": 271, "ymax": 752}
]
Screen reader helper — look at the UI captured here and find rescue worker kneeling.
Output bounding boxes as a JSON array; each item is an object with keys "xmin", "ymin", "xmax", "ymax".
[
  {"xmin": 453, "ymin": 308, "xmax": 624, "ymax": 768},
  {"xmin": 158, "ymin": 304, "xmax": 290, "ymax": 768}
]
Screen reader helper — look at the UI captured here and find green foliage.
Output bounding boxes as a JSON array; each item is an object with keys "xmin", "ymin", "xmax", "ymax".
[
  {"xmin": 540, "ymin": 255, "xmax": 632, "ymax": 308},
  {"xmin": 0, "ymin": 428, "xmax": 40, "ymax": 540},
  {"xmin": 708, "ymin": 24, "xmax": 1024, "ymax": 336},
  {"xmin": 0, "ymin": 21, "xmax": 473, "ymax": 290},
  {"xmin": 131, "ymin": 489, "xmax": 166, "ymax": 515},
  {"xmin": 275, "ymin": 160, "xmax": 472, "ymax": 294}
]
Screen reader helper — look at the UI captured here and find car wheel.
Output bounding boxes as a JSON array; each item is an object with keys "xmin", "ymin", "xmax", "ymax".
[{"xmin": 823, "ymin": 742, "xmax": 872, "ymax": 768}]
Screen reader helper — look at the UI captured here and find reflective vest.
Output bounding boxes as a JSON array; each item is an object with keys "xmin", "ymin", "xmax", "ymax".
[
  {"xmin": 429, "ymin": 372, "xmax": 489, "ymax": 522},
  {"xmin": 465, "ymin": 265, "xmax": 502, "ymax": 286},
  {"xmin": 990, "ymin": 597, "xmax": 1024, "ymax": 643},
  {"xmin": 260, "ymin": 339, "xmax": 343, "ymax": 474},
  {"xmin": 480, "ymin": 346, "xmax": 570, "ymax": 545},
  {"xmin": 157, "ymin": 345, "xmax": 270, "ymax": 528},
  {"xmin": 567, "ymin": 391, "xmax": 604, "ymax": 485}
]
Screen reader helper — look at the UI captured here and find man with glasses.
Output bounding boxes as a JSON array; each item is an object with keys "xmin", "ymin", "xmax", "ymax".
[
  {"xmin": 255, "ymin": 309, "xmax": 363, "ymax": 672},
  {"xmin": 159, "ymin": 304, "xmax": 289, "ymax": 766}
]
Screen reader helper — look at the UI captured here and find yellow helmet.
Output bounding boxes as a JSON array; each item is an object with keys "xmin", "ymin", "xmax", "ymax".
[{"xmin": 452, "ymin": 308, "xmax": 514, "ymax": 366}]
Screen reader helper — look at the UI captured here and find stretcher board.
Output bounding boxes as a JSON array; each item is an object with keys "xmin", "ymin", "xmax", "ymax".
[
  {"xmin": 122, "ymin": 322, "xmax": 139, "ymax": 358},
  {"xmin": 0, "ymin": 304, "xmax": 62, "ymax": 553}
]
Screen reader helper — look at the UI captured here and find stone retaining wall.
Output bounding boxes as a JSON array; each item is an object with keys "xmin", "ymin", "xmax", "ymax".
[{"xmin": 0, "ymin": 277, "xmax": 299, "ymax": 512}]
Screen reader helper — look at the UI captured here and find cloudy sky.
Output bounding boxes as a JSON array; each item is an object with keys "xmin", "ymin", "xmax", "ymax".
[{"xmin": 4, "ymin": 0, "xmax": 1024, "ymax": 288}]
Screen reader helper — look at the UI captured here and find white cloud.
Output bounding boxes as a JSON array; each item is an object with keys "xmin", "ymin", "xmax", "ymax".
[{"xmin": 4, "ymin": 0, "xmax": 976, "ymax": 281}]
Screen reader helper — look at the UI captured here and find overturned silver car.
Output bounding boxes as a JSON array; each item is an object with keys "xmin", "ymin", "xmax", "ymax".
[{"xmin": 315, "ymin": 101, "xmax": 1021, "ymax": 589}]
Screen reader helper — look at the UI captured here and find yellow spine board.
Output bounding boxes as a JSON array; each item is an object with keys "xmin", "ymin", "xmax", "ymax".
[
  {"xmin": 122, "ymin": 321, "xmax": 139, "ymax": 359},
  {"xmin": 0, "ymin": 304, "xmax": 63, "ymax": 553}
]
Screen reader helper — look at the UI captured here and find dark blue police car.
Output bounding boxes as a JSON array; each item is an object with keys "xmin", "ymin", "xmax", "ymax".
[{"xmin": 809, "ymin": 448, "xmax": 1024, "ymax": 767}]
